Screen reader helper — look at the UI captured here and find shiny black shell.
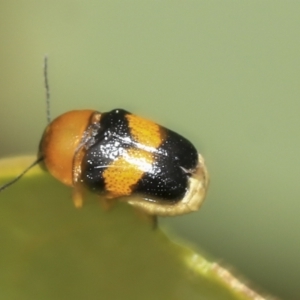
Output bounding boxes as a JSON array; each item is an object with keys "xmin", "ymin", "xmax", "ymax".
[{"xmin": 81, "ymin": 109, "xmax": 198, "ymax": 202}]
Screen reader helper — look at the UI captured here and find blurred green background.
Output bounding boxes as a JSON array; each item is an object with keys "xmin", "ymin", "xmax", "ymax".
[{"xmin": 0, "ymin": 2, "xmax": 299, "ymax": 299}]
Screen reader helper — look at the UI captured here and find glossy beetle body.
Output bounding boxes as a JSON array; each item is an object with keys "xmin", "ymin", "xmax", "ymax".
[
  {"xmin": 0, "ymin": 56, "xmax": 208, "ymax": 216},
  {"xmin": 39, "ymin": 108, "xmax": 209, "ymax": 216}
]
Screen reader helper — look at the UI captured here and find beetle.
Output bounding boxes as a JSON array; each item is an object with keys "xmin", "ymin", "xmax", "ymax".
[{"xmin": 0, "ymin": 57, "xmax": 209, "ymax": 216}]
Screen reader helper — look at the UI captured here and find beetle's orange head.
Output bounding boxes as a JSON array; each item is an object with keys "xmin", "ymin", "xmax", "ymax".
[{"xmin": 39, "ymin": 110, "xmax": 95, "ymax": 186}]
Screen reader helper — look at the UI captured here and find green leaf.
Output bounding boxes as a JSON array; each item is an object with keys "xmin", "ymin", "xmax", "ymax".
[{"xmin": 0, "ymin": 156, "xmax": 269, "ymax": 300}]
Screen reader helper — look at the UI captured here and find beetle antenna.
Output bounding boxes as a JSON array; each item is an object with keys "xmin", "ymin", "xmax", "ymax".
[
  {"xmin": 0, "ymin": 56, "xmax": 49, "ymax": 193},
  {"xmin": 44, "ymin": 54, "xmax": 51, "ymax": 124},
  {"xmin": 0, "ymin": 157, "xmax": 44, "ymax": 192}
]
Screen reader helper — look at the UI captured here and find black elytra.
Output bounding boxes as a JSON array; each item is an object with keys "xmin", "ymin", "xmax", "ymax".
[{"xmin": 81, "ymin": 109, "xmax": 199, "ymax": 202}]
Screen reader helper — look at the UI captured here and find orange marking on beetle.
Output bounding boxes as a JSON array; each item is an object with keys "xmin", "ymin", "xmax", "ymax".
[
  {"xmin": 103, "ymin": 148, "xmax": 153, "ymax": 198},
  {"xmin": 40, "ymin": 110, "xmax": 95, "ymax": 186},
  {"xmin": 126, "ymin": 114, "xmax": 163, "ymax": 148}
]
